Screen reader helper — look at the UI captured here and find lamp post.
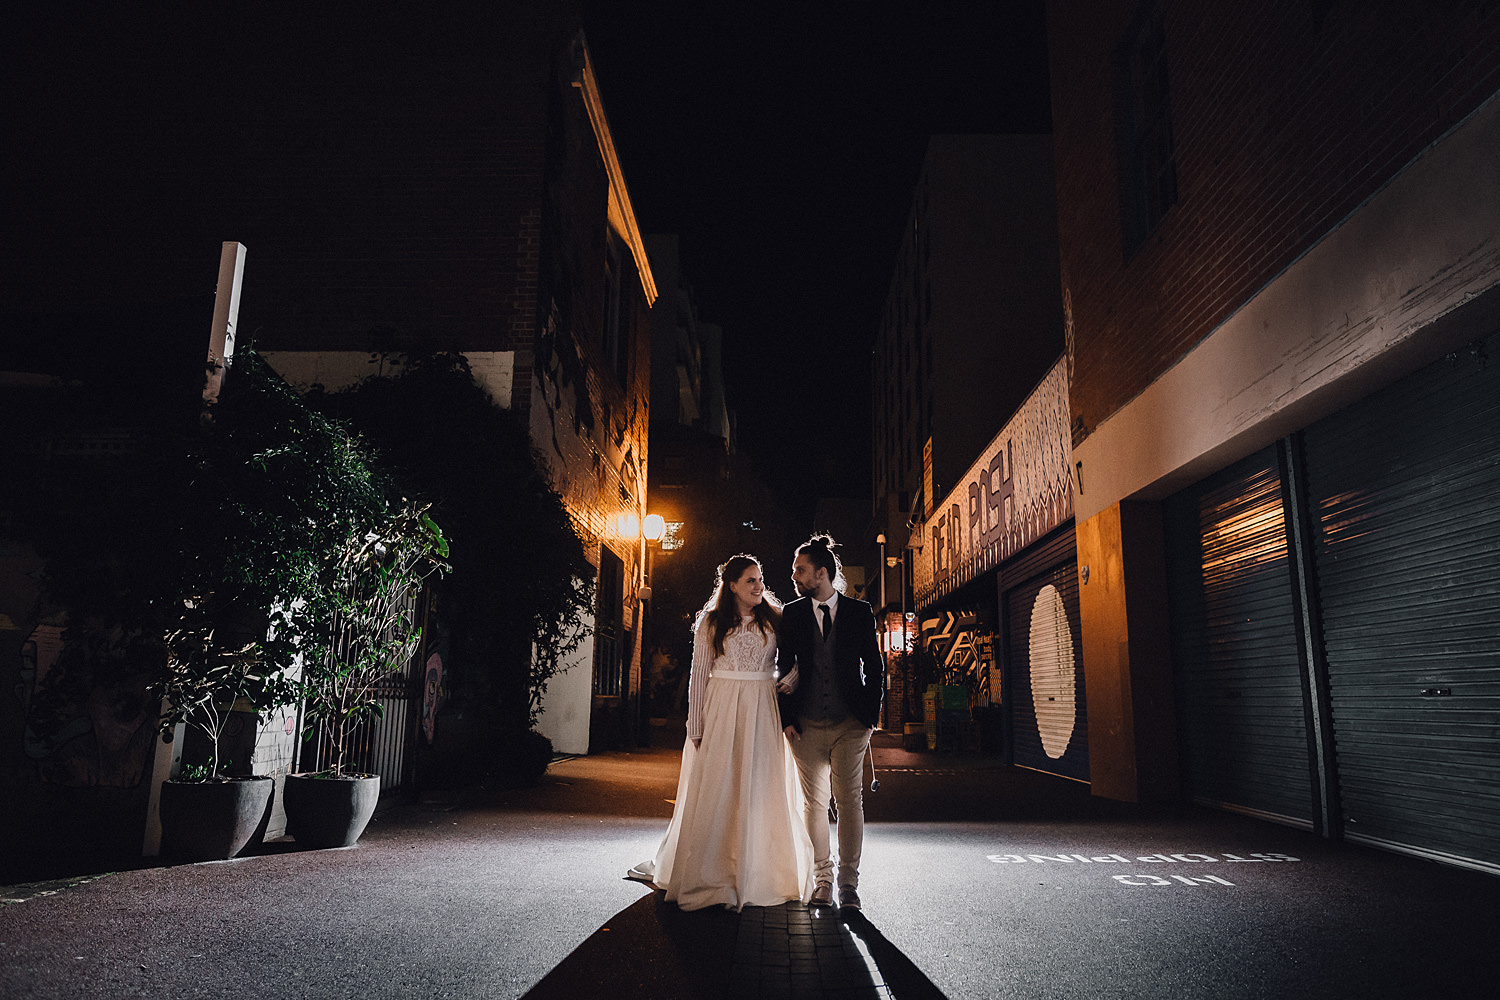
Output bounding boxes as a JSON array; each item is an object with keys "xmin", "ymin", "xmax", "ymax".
[
  {"xmin": 637, "ymin": 513, "xmax": 666, "ymax": 746},
  {"xmin": 887, "ymin": 549, "xmax": 908, "ymax": 731},
  {"xmin": 642, "ymin": 513, "xmax": 666, "ymax": 596},
  {"xmin": 891, "ymin": 553, "xmax": 906, "ymax": 650},
  {"xmin": 876, "ymin": 533, "xmax": 887, "ymax": 614}
]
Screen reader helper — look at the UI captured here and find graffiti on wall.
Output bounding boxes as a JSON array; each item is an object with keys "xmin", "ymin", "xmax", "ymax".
[
  {"xmin": 422, "ymin": 652, "xmax": 445, "ymax": 746},
  {"xmin": 16, "ymin": 624, "xmax": 156, "ymax": 788},
  {"xmin": 915, "ymin": 359, "xmax": 1074, "ymax": 607},
  {"xmin": 921, "ymin": 610, "xmax": 997, "ymax": 708}
]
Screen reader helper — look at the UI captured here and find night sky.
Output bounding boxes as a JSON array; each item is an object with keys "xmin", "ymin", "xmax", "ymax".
[
  {"xmin": 3, "ymin": 3, "xmax": 1054, "ymax": 519},
  {"xmin": 579, "ymin": 4, "xmax": 1054, "ymax": 512}
]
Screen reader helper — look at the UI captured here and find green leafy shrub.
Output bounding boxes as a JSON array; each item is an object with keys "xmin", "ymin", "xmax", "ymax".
[
  {"xmin": 311, "ymin": 353, "xmax": 592, "ymax": 731},
  {"xmin": 487, "ymin": 728, "xmax": 554, "ymax": 789}
]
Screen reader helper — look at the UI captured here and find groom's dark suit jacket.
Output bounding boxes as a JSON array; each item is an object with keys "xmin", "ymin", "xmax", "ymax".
[{"xmin": 777, "ymin": 594, "xmax": 885, "ymax": 732}]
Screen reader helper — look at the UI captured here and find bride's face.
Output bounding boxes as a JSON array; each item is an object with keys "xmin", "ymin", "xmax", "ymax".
[{"xmin": 729, "ymin": 565, "xmax": 765, "ymax": 611}]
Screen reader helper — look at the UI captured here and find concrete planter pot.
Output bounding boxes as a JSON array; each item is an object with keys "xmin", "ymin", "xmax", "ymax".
[
  {"xmin": 159, "ymin": 775, "xmax": 274, "ymax": 862},
  {"xmin": 284, "ymin": 773, "xmax": 380, "ymax": 849}
]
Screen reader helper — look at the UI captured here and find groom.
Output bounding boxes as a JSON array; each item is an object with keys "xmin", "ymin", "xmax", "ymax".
[{"xmin": 777, "ymin": 533, "xmax": 885, "ymax": 911}]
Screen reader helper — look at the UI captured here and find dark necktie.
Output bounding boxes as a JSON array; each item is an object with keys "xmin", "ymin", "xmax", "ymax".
[{"xmin": 819, "ymin": 603, "xmax": 832, "ymax": 640}]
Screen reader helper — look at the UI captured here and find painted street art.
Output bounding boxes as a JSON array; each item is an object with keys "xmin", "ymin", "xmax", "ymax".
[
  {"xmin": 16, "ymin": 623, "xmax": 156, "ymax": 788},
  {"xmin": 920, "ymin": 609, "xmax": 997, "ymax": 708},
  {"xmin": 422, "ymin": 651, "xmax": 445, "ymax": 746}
]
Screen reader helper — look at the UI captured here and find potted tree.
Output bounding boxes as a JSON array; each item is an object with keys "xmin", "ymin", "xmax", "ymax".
[
  {"xmin": 284, "ymin": 501, "xmax": 448, "ymax": 848},
  {"xmin": 153, "ymin": 610, "xmax": 281, "ymax": 862}
]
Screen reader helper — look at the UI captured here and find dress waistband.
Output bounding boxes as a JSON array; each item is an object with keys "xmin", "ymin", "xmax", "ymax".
[{"xmin": 709, "ymin": 670, "xmax": 777, "ymax": 682}]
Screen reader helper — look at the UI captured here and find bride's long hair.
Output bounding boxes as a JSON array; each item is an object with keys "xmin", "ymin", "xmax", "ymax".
[{"xmin": 694, "ymin": 553, "xmax": 783, "ymax": 656}]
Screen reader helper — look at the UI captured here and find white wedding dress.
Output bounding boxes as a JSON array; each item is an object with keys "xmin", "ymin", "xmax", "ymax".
[{"xmin": 640, "ymin": 616, "xmax": 813, "ymax": 911}]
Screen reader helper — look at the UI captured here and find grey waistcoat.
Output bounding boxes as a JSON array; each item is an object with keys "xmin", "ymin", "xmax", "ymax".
[{"xmin": 802, "ymin": 612, "xmax": 852, "ymax": 724}]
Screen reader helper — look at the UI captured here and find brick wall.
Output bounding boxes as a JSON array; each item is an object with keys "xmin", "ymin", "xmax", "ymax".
[
  {"xmin": 528, "ymin": 61, "xmax": 656, "ymax": 648},
  {"xmin": 1050, "ymin": 0, "xmax": 1500, "ymax": 441},
  {"xmin": 194, "ymin": 12, "xmax": 572, "ymax": 357},
  {"xmin": 240, "ymin": 109, "xmax": 552, "ymax": 354}
]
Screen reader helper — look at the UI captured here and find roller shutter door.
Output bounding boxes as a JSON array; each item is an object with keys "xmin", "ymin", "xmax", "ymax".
[
  {"xmin": 1302, "ymin": 335, "xmax": 1500, "ymax": 872},
  {"xmin": 1003, "ymin": 527, "xmax": 1088, "ymax": 781},
  {"xmin": 1164, "ymin": 448, "xmax": 1314, "ymax": 828}
]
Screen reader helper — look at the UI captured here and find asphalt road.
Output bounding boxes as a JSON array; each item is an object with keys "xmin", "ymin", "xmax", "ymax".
[{"xmin": 3, "ymin": 736, "xmax": 1497, "ymax": 999}]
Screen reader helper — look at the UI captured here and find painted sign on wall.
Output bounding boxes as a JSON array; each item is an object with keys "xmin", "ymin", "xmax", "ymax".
[{"xmin": 914, "ymin": 358, "xmax": 1073, "ymax": 608}]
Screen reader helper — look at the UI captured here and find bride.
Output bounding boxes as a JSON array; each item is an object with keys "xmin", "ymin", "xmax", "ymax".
[{"xmin": 628, "ymin": 554, "xmax": 813, "ymax": 910}]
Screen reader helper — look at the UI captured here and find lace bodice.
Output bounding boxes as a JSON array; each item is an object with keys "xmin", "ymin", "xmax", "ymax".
[{"xmin": 686, "ymin": 616, "xmax": 778, "ymax": 740}]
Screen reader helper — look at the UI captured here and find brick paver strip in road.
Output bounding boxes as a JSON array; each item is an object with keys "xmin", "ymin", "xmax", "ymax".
[{"xmin": 730, "ymin": 902, "xmax": 895, "ymax": 999}]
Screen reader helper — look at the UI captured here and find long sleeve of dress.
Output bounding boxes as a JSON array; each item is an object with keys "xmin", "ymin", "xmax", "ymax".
[{"xmin": 685, "ymin": 621, "xmax": 713, "ymax": 742}]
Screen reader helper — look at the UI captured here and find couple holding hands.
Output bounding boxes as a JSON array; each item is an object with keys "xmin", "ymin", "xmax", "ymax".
[{"xmin": 629, "ymin": 534, "xmax": 885, "ymax": 913}]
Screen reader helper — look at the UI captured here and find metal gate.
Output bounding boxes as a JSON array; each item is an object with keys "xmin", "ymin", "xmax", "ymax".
[
  {"xmin": 1164, "ymin": 449, "xmax": 1314, "ymax": 828},
  {"xmin": 1302, "ymin": 334, "xmax": 1500, "ymax": 872},
  {"xmin": 1003, "ymin": 526, "xmax": 1088, "ymax": 781},
  {"xmin": 297, "ymin": 678, "xmax": 416, "ymax": 789}
]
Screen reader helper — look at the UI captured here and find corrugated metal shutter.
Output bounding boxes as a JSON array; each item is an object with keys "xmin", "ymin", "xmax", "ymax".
[
  {"xmin": 1302, "ymin": 336, "xmax": 1500, "ymax": 872},
  {"xmin": 1003, "ymin": 526, "xmax": 1088, "ymax": 781},
  {"xmin": 1164, "ymin": 448, "xmax": 1314, "ymax": 828}
]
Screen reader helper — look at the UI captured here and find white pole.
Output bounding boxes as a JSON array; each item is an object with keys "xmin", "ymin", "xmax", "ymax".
[
  {"xmin": 203, "ymin": 242, "xmax": 247, "ymax": 405},
  {"xmin": 145, "ymin": 241, "xmax": 246, "ymax": 856}
]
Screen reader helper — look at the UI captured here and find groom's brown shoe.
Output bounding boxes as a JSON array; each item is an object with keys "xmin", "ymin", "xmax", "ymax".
[
  {"xmin": 838, "ymin": 885, "xmax": 862, "ymax": 911},
  {"xmin": 810, "ymin": 882, "xmax": 835, "ymax": 907}
]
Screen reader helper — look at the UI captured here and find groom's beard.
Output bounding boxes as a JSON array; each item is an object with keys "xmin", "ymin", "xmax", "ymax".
[{"xmin": 796, "ymin": 583, "xmax": 816, "ymax": 597}]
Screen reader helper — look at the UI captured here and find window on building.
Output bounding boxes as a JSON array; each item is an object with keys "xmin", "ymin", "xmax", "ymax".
[
  {"xmin": 662, "ymin": 521, "xmax": 684, "ymax": 551},
  {"xmin": 658, "ymin": 454, "xmax": 688, "ymax": 485},
  {"xmin": 603, "ymin": 236, "xmax": 628, "ymax": 388},
  {"xmin": 593, "ymin": 548, "xmax": 624, "ymax": 698},
  {"xmin": 1115, "ymin": 0, "xmax": 1178, "ymax": 259}
]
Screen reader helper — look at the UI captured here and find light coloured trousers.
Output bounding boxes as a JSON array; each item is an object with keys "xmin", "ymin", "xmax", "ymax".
[{"xmin": 789, "ymin": 717, "xmax": 872, "ymax": 889}]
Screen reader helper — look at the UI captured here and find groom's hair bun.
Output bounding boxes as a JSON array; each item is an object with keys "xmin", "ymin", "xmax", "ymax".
[{"xmin": 797, "ymin": 533, "xmax": 841, "ymax": 582}]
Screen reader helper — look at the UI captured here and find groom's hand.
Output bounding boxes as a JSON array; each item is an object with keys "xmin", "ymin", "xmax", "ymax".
[{"xmin": 783, "ymin": 724, "xmax": 801, "ymax": 742}]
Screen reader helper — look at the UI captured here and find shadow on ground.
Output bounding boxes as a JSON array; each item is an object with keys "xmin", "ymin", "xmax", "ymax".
[
  {"xmin": 843, "ymin": 911, "xmax": 949, "ymax": 1000},
  {"xmin": 524, "ymin": 890, "xmax": 953, "ymax": 1000},
  {"xmin": 522, "ymin": 889, "xmax": 738, "ymax": 1000}
]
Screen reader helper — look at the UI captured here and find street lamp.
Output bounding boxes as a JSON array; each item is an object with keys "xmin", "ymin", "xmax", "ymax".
[
  {"xmin": 640, "ymin": 514, "xmax": 665, "ymax": 601},
  {"xmin": 876, "ymin": 533, "xmax": 887, "ymax": 613}
]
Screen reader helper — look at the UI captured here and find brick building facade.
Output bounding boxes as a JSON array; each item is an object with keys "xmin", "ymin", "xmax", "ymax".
[
  {"xmin": 1055, "ymin": 0, "xmax": 1500, "ymax": 440},
  {"xmin": 1, "ymin": 13, "xmax": 663, "ymax": 892},
  {"xmin": 1049, "ymin": 0, "xmax": 1500, "ymax": 873},
  {"xmin": 251, "ymin": 19, "xmax": 658, "ymax": 756}
]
